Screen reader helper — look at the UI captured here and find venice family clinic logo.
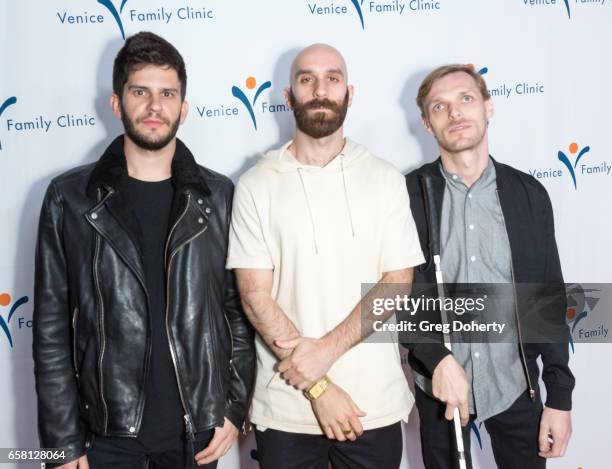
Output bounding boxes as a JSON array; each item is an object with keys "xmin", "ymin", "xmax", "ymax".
[
  {"xmin": 308, "ymin": 0, "xmax": 441, "ymax": 30},
  {"xmin": 0, "ymin": 293, "xmax": 29, "ymax": 348},
  {"xmin": 231, "ymin": 76, "xmax": 272, "ymax": 130},
  {"xmin": 566, "ymin": 284, "xmax": 601, "ymax": 353},
  {"xmin": 563, "ymin": 0, "xmax": 571, "ymax": 19},
  {"xmin": 466, "ymin": 63, "xmax": 488, "ymax": 76},
  {"xmin": 523, "ymin": 0, "xmax": 571, "ymax": 19},
  {"xmin": 0, "ymin": 96, "xmax": 17, "ymax": 150},
  {"xmin": 349, "ymin": 0, "xmax": 366, "ymax": 29},
  {"xmin": 558, "ymin": 142, "xmax": 590, "ymax": 190},
  {"xmin": 97, "ymin": 0, "xmax": 129, "ymax": 39},
  {"xmin": 470, "ymin": 421, "xmax": 484, "ymax": 450}
]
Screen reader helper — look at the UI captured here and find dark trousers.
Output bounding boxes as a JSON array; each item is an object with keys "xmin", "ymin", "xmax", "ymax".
[
  {"xmin": 87, "ymin": 430, "xmax": 216, "ymax": 469},
  {"xmin": 415, "ymin": 386, "xmax": 545, "ymax": 469},
  {"xmin": 254, "ymin": 422, "xmax": 403, "ymax": 469}
]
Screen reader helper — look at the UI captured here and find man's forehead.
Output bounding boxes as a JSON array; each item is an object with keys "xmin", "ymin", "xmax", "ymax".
[
  {"xmin": 291, "ymin": 44, "xmax": 347, "ymax": 78},
  {"xmin": 128, "ymin": 64, "xmax": 178, "ymax": 79},
  {"xmin": 126, "ymin": 65, "xmax": 179, "ymax": 86},
  {"xmin": 427, "ymin": 72, "xmax": 479, "ymax": 99}
]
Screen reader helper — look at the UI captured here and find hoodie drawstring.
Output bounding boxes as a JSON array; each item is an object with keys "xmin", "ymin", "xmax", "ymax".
[
  {"xmin": 297, "ymin": 157, "xmax": 356, "ymax": 255},
  {"xmin": 340, "ymin": 156, "xmax": 356, "ymax": 238},
  {"xmin": 297, "ymin": 168, "xmax": 319, "ymax": 254}
]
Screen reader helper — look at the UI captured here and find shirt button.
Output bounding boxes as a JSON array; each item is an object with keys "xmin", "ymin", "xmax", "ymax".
[
  {"xmin": 469, "ymin": 224, "xmax": 475, "ymax": 230},
  {"xmin": 91, "ymin": 213, "xmax": 98, "ymax": 220},
  {"xmin": 205, "ymin": 207, "xmax": 212, "ymax": 214},
  {"xmin": 197, "ymin": 198, "xmax": 204, "ymax": 205},
  {"xmin": 470, "ymin": 255, "xmax": 476, "ymax": 262},
  {"xmin": 198, "ymin": 217, "xmax": 204, "ymax": 224},
  {"xmin": 452, "ymin": 174, "xmax": 458, "ymax": 180},
  {"xmin": 468, "ymin": 193, "xmax": 473, "ymax": 199},
  {"xmin": 474, "ymin": 352, "xmax": 480, "ymax": 358},
  {"xmin": 129, "ymin": 426, "xmax": 136, "ymax": 433}
]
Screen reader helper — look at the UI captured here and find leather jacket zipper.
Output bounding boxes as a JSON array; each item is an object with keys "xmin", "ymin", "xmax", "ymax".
[
  {"xmin": 496, "ymin": 189, "xmax": 536, "ymax": 400},
  {"xmin": 93, "ymin": 216, "xmax": 110, "ymax": 430},
  {"xmin": 164, "ymin": 193, "xmax": 210, "ymax": 440},
  {"xmin": 223, "ymin": 315, "xmax": 234, "ymax": 368},
  {"xmin": 92, "ymin": 188, "xmax": 110, "ymax": 431},
  {"xmin": 223, "ymin": 314, "xmax": 243, "ymax": 434},
  {"xmin": 72, "ymin": 305, "xmax": 79, "ymax": 380}
]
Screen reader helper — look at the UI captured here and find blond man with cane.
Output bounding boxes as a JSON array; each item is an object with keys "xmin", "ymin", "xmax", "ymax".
[{"xmin": 403, "ymin": 64, "xmax": 574, "ymax": 468}]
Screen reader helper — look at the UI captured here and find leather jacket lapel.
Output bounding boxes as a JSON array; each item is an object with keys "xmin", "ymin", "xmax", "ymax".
[
  {"xmin": 85, "ymin": 188, "xmax": 147, "ymax": 291},
  {"xmin": 165, "ymin": 190, "xmax": 210, "ymax": 265}
]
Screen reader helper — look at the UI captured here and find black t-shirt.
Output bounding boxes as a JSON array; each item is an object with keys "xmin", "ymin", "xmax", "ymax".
[{"xmin": 124, "ymin": 176, "xmax": 184, "ymax": 450}]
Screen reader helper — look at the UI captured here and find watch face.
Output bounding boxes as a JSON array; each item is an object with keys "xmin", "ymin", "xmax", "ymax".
[
  {"xmin": 306, "ymin": 384, "xmax": 320, "ymax": 399},
  {"xmin": 305, "ymin": 377, "xmax": 329, "ymax": 400}
]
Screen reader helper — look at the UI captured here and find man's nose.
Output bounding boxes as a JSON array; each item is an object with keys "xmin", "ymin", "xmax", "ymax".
[
  {"xmin": 313, "ymin": 80, "xmax": 328, "ymax": 99},
  {"xmin": 147, "ymin": 94, "xmax": 162, "ymax": 112},
  {"xmin": 448, "ymin": 103, "xmax": 461, "ymax": 120}
]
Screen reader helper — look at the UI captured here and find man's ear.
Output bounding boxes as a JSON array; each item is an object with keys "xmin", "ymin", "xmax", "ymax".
[
  {"xmin": 179, "ymin": 100, "xmax": 189, "ymax": 124},
  {"xmin": 485, "ymin": 98, "xmax": 494, "ymax": 121},
  {"xmin": 284, "ymin": 87, "xmax": 293, "ymax": 110},
  {"xmin": 110, "ymin": 94, "xmax": 122, "ymax": 120},
  {"xmin": 347, "ymin": 84, "xmax": 355, "ymax": 107},
  {"xmin": 422, "ymin": 115, "xmax": 433, "ymax": 135}
]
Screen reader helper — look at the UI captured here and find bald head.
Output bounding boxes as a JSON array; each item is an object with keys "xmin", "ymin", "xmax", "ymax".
[{"xmin": 289, "ymin": 43, "xmax": 349, "ymax": 86}]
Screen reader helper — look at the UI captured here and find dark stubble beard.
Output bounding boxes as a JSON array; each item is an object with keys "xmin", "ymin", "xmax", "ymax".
[
  {"xmin": 289, "ymin": 88, "xmax": 349, "ymax": 139},
  {"xmin": 120, "ymin": 100, "xmax": 180, "ymax": 151}
]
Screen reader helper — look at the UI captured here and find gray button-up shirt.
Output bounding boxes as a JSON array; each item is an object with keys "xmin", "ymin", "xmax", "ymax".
[{"xmin": 414, "ymin": 159, "xmax": 526, "ymax": 421}]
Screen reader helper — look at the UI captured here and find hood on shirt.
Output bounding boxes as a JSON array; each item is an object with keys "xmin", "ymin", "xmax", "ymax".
[
  {"xmin": 257, "ymin": 138, "xmax": 370, "ymax": 173},
  {"xmin": 255, "ymin": 138, "xmax": 370, "ymax": 254}
]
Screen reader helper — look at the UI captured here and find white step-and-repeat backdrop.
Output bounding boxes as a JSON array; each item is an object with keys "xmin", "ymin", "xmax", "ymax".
[{"xmin": 1, "ymin": 1, "xmax": 610, "ymax": 468}]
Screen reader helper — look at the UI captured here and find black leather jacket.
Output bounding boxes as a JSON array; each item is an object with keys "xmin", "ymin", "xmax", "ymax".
[{"xmin": 33, "ymin": 136, "xmax": 255, "ymax": 462}]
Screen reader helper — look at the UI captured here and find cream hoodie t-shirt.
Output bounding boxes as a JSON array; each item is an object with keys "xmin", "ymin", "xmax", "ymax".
[{"xmin": 227, "ymin": 139, "xmax": 424, "ymax": 434}]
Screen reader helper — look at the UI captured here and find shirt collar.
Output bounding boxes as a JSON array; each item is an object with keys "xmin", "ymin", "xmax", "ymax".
[{"xmin": 439, "ymin": 157, "xmax": 496, "ymax": 192}]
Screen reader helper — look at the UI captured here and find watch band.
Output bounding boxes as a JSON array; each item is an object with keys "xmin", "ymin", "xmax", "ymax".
[{"xmin": 303, "ymin": 376, "xmax": 330, "ymax": 401}]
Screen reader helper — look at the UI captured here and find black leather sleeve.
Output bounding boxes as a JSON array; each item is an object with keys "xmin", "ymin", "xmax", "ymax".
[
  {"xmin": 222, "ymin": 187, "xmax": 255, "ymax": 429},
  {"xmin": 33, "ymin": 182, "xmax": 85, "ymax": 461}
]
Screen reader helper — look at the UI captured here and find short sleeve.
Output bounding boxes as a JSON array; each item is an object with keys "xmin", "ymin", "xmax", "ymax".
[
  {"xmin": 226, "ymin": 180, "xmax": 274, "ymax": 270},
  {"xmin": 380, "ymin": 171, "xmax": 425, "ymax": 272}
]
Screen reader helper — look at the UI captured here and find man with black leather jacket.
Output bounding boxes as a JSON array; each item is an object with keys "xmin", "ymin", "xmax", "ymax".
[
  {"xmin": 403, "ymin": 64, "xmax": 575, "ymax": 468},
  {"xmin": 32, "ymin": 32, "xmax": 254, "ymax": 469}
]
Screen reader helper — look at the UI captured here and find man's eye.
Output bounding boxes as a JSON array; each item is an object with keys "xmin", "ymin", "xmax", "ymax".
[
  {"xmin": 433, "ymin": 103, "xmax": 444, "ymax": 112},
  {"xmin": 163, "ymin": 91, "xmax": 173, "ymax": 97},
  {"xmin": 463, "ymin": 95, "xmax": 473, "ymax": 102},
  {"xmin": 300, "ymin": 77, "xmax": 312, "ymax": 84}
]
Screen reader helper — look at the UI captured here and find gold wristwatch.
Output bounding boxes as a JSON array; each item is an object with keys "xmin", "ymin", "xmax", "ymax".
[{"xmin": 304, "ymin": 376, "xmax": 330, "ymax": 401}]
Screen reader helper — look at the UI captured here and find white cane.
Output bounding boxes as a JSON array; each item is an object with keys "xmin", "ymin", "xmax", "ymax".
[
  {"xmin": 421, "ymin": 173, "xmax": 467, "ymax": 469},
  {"xmin": 434, "ymin": 254, "xmax": 467, "ymax": 469}
]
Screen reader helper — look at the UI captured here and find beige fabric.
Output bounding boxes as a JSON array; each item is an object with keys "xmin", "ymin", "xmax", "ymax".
[{"xmin": 227, "ymin": 138, "xmax": 424, "ymax": 434}]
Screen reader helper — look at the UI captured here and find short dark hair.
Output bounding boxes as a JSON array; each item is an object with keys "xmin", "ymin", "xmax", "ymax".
[
  {"xmin": 417, "ymin": 64, "xmax": 490, "ymax": 117},
  {"xmin": 112, "ymin": 31, "xmax": 187, "ymax": 100}
]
